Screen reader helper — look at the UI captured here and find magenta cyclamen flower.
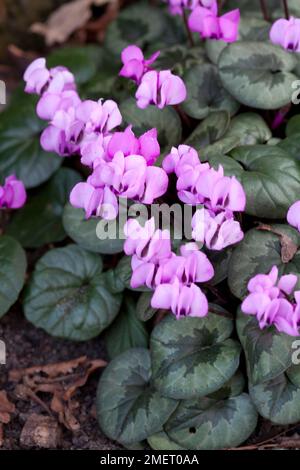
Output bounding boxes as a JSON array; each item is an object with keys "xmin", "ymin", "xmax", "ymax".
[
  {"xmin": 241, "ymin": 266, "xmax": 300, "ymax": 336},
  {"xmin": 107, "ymin": 126, "xmax": 160, "ymax": 165},
  {"xmin": 192, "ymin": 209, "xmax": 244, "ymax": 251},
  {"xmin": 270, "ymin": 17, "xmax": 300, "ymax": 52},
  {"xmin": 188, "ymin": 6, "xmax": 240, "ymax": 42},
  {"xmin": 119, "ymin": 45, "xmax": 160, "ymax": 84},
  {"xmin": 151, "ymin": 277, "xmax": 209, "ymax": 318},
  {"xmin": 0, "ymin": 175, "xmax": 27, "ymax": 209},
  {"xmin": 124, "ymin": 218, "xmax": 214, "ymax": 318},
  {"xmin": 136, "ymin": 70, "xmax": 187, "ymax": 109},
  {"xmin": 287, "ymin": 200, "xmax": 300, "ymax": 232},
  {"xmin": 24, "ymin": 58, "xmax": 76, "ymax": 96}
]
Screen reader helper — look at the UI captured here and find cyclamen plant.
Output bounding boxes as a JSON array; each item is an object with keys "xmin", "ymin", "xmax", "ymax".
[{"xmin": 3, "ymin": 0, "xmax": 300, "ymax": 452}]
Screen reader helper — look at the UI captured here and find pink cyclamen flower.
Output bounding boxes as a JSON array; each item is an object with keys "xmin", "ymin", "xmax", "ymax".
[
  {"xmin": 24, "ymin": 58, "xmax": 76, "ymax": 95},
  {"xmin": 151, "ymin": 277, "xmax": 209, "ymax": 318},
  {"xmin": 36, "ymin": 89, "xmax": 81, "ymax": 121},
  {"xmin": 188, "ymin": 6, "xmax": 240, "ymax": 42},
  {"xmin": 0, "ymin": 175, "xmax": 27, "ymax": 209},
  {"xmin": 163, "ymin": 145, "xmax": 201, "ymax": 176},
  {"xmin": 119, "ymin": 45, "xmax": 160, "ymax": 84},
  {"xmin": 270, "ymin": 17, "xmax": 300, "ymax": 52},
  {"xmin": 75, "ymin": 99, "xmax": 122, "ymax": 135},
  {"xmin": 70, "ymin": 182, "xmax": 118, "ymax": 220},
  {"xmin": 287, "ymin": 200, "xmax": 300, "ymax": 232},
  {"xmin": 107, "ymin": 126, "xmax": 160, "ymax": 165},
  {"xmin": 192, "ymin": 208, "xmax": 244, "ymax": 251},
  {"xmin": 241, "ymin": 265, "xmax": 299, "ymax": 334},
  {"xmin": 136, "ymin": 70, "xmax": 187, "ymax": 109}
]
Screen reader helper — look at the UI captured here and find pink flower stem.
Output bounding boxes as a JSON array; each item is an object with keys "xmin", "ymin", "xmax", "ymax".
[
  {"xmin": 183, "ymin": 8, "xmax": 195, "ymax": 48},
  {"xmin": 282, "ymin": 0, "xmax": 290, "ymax": 19},
  {"xmin": 259, "ymin": 0, "xmax": 270, "ymax": 21}
]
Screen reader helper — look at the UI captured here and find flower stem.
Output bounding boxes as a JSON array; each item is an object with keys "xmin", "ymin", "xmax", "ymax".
[
  {"xmin": 183, "ymin": 8, "xmax": 195, "ymax": 48},
  {"xmin": 259, "ymin": 0, "xmax": 269, "ymax": 21},
  {"xmin": 282, "ymin": 0, "xmax": 290, "ymax": 19}
]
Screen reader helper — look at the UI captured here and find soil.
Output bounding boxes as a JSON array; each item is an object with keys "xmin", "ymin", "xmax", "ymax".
[{"xmin": 0, "ymin": 306, "xmax": 121, "ymax": 450}]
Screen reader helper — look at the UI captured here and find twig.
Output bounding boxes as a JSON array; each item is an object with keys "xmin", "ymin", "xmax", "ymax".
[
  {"xmin": 183, "ymin": 9, "xmax": 195, "ymax": 47},
  {"xmin": 282, "ymin": 0, "xmax": 290, "ymax": 19},
  {"xmin": 259, "ymin": 0, "xmax": 269, "ymax": 21}
]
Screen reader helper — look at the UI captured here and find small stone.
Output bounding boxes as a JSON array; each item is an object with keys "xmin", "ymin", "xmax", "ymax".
[{"xmin": 20, "ymin": 414, "xmax": 61, "ymax": 449}]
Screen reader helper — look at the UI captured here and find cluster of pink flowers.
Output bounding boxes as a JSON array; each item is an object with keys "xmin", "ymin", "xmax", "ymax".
[
  {"xmin": 0, "ymin": 176, "xmax": 26, "ymax": 210},
  {"xmin": 270, "ymin": 17, "xmax": 300, "ymax": 52},
  {"xmin": 242, "ymin": 266, "xmax": 300, "ymax": 337},
  {"xmin": 164, "ymin": 0, "xmax": 240, "ymax": 42},
  {"xmin": 163, "ymin": 145, "xmax": 246, "ymax": 250},
  {"xmin": 24, "ymin": 58, "xmax": 169, "ymax": 219},
  {"xmin": 119, "ymin": 45, "xmax": 187, "ymax": 109},
  {"xmin": 124, "ymin": 217, "xmax": 214, "ymax": 318},
  {"xmin": 24, "ymin": 58, "xmax": 122, "ymax": 158}
]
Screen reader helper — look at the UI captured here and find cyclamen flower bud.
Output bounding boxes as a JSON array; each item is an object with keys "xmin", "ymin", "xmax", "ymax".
[{"xmin": 0, "ymin": 175, "xmax": 27, "ymax": 209}]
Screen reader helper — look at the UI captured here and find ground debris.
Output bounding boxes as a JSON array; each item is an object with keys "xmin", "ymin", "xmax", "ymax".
[
  {"xmin": 9, "ymin": 356, "xmax": 107, "ymax": 432},
  {"xmin": 0, "ymin": 390, "xmax": 15, "ymax": 446},
  {"xmin": 20, "ymin": 413, "xmax": 61, "ymax": 449}
]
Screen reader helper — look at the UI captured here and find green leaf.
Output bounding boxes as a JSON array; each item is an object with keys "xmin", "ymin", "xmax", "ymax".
[
  {"xmin": 136, "ymin": 292, "xmax": 158, "ymax": 322},
  {"xmin": 47, "ymin": 46, "xmax": 103, "ymax": 85},
  {"xmin": 250, "ymin": 372, "xmax": 300, "ymax": 425},
  {"xmin": 62, "ymin": 204, "xmax": 124, "ymax": 255},
  {"xmin": 155, "ymin": 45, "xmax": 206, "ymax": 76},
  {"xmin": 206, "ymin": 247, "xmax": 233, "ymax": 286},
  {"xmin": 23, "ymin": 244, "xmax": 122, "ymax": 341},
  {"xmin": 185, "ymin": 111, "xmax": 230, "ymax": 151},
  {"xmin": 210, "ymin": 145, "xmax": 300, "ymax": 218},
  {"xmin": 207, "ymin": 371, "xmax": 245, "ymax": 401},
  {"xmin": 238, "ymin": 17, "xmax": 270, "ymax": 41},
  {"xmin": 148, "ymin": 432, "xmax": 185, "ymax": 450},
  {"xmin": 0, "ymin": 94, "xmax": 61, "ymax": 188},
  {"xmin": 151, "ymin": 311, "xmax": 241, "ymax": 400},
  {"xmin": 278, "ymin": 134, "xmax": 300, "ymax": 162},
  {"xmin": 228, "ymin": 224, "xmax": 300, "ymax": 299},
  {"xmin": 7, "ymin": 169, "xmax": 81, "ymax": 248},
  {"xmin": 236, "ymin": 308, "xmax": 294, "ymax": 384},
  {"xmin": 218, "ymin": 42, "xmax": 297, "ymax": 109},
  {"xmin": 96, "ymin": 348, "xmax": 177, "ymax": 445},
  {"xmin": 0, "ymin": 235, "xmax": 27, "ymax": 318},
  {"xmin": 286, "ymin": 115, "xmax": 300, "ymax": 137},
  {"xmin": 182, "ymin": 64, "xmax": 239, "ymax": 120},
  {"xmin": 120, "ymin": 98, "xmax": 182, "ymax": 153},
  {"xmin": 160, "ymin": 393, "xmax": 257, "ymax": 450},
  {"xmin": 225, "ymin": 113, "xmax": 272, "ymax": 146},
  {"xmin": 105, "ymin": 297, "xmax": 149, "ymax": 359},
  {"xmin": 205, "ymin": 40, "xmax": 227, "ymax": 65},
  {"xmin": 104, "ymin": 3, "xmax": 167, "ymax": 56}
]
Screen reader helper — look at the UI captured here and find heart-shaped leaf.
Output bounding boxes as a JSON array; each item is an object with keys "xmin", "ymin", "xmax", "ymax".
[
  {"xmin": 105, "ymin": 297, "xmax": 149, "ymax": 359},
  {"xmin": 236, "ymin": 308, "xmax": 294, "ymax": 384},
  {"xmin": 136, "ymin": 292, "xmax": 159, "ymax": 322},
  {"xmin": 218, "ymin": 42, "xmax": 297, "ymax": 109},
  {"xmin": 150, "ymin": 310, "xmax": 241, "ymax": 399},
  {"xmin": 210, "ymin": 145, "xmax": 300, "ymax": 218},
  {"xmin": 182, "ymin": 64, "xmax": 239, "ymax": 120},
  {"xmin": 23, "ymin": 244, "xmax": 122, "ymax": 341},
  {"xmin": 225, "ymin": 113, "xmax": 272, "ymax": 146},
  {"xmin": 120, "ymin": 98, "xmax": 182, "ymax": 153},
  {"xmin": 104, "ymin": 3, "xmax": 168, "ymax": 56},
  {"xmin": 7, "ymin": 169, "xmax": 81, "ymax": 248},
  {"xmin": 155, "ymin": 45, "xmax": 205, "ymax": 76},
  {"xmin": 47, "ymin": 45, "xmax": 103, "ymax": 85},
  {"xmin": 63, "ymin": 203, "xmax": 124, "ymax": 255},
  {"xmin": 250, "ymin": 370, "xmax": 300, "ymax": 425},
  {"xmin": 286, "ymin": 115, "xmax": 300, "ymax": 137},
  {"xmin": 185, "ymin": 111, "xmax": 230, "ymax": 151},
  {"xmin": 0, "ymin": 94, "xmax": 61, "ymax": 188},
  {"xmin": 0, "ymin": 235, "xmax": 27, "ymax": 318},
  {"xmin": 228, "ymin": 224, "xmax": 300, "ymax": 299},
  {"xmin": 96, "ymin": 348, "xmax": 177, "ymax": 445},
  {"xmin": 151, "ymin": 393, "xmax": 257, "ymax": 450}
]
